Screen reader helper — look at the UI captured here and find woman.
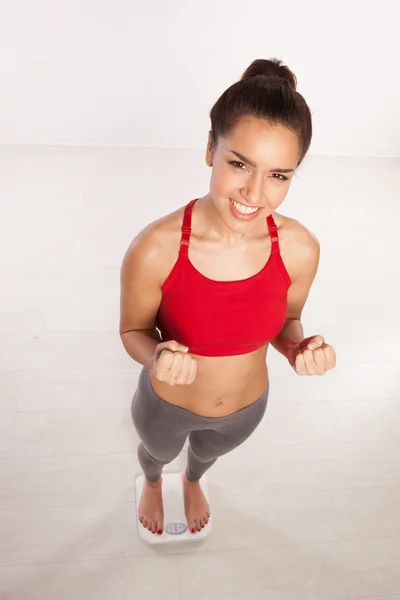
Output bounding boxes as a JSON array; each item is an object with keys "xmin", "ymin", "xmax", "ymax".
[{"xmin": 120, "ymin": 58, "xmax": 336, "ymax": 537}]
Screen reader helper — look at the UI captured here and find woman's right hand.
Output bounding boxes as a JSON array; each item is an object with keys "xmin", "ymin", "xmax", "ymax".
[{"xmin": 152, "ymin": 340, "xmax": 197, "ymax": 386}]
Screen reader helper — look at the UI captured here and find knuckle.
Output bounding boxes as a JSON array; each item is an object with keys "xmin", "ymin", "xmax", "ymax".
[{"xmin": 159, "ymin": 350, "xmax": 170, "ymax": 362}]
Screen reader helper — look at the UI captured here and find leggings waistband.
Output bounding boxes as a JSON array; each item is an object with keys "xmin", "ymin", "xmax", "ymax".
[{"xmin": 139, "ymin": 366, "xmax": 269, "ymax": 423}]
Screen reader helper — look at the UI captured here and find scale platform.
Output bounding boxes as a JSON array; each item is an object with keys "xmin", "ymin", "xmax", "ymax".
[{"xmin": 135, "ymin": 472, "xmax": 212, "ymax": 544}]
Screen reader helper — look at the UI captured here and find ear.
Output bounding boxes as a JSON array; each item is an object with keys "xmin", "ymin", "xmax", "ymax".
[{"xmin": 205, "ymin": 130, "xmax": 213, "ymax": 167}]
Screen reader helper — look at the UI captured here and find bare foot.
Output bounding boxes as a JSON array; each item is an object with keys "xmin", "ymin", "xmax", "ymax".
[
  {"xmin": 138, "ymin": 477, "xmax": 164, "ymax": 535},
  {"xmin": 182, "ymin": 474, "xmax": 210, "ymax": 534}
]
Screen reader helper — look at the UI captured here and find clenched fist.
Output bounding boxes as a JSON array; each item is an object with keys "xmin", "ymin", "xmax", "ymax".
[{"xmin": 152, "ymin": 340, "xmax": 197, "ymax": 386}]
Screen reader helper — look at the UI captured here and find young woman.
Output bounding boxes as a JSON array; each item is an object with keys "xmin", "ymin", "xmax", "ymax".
[{"xmin": 120, "ymin": 58, "xmax": 336, "ymax": 537}]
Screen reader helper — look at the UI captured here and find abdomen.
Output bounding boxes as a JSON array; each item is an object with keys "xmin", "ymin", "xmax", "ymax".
[{"xmin": 149, "ymin": 344, "xmax": 270, "ymax": 417}]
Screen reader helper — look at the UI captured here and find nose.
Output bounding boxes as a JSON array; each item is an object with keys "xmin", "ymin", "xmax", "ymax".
[{"xmin": 241, "ymin": 173, "xmax": 263, "ymax": 206}]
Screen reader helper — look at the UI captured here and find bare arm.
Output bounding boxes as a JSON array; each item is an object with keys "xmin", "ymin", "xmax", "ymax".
[
  {"xmin": 119, "ymin": 215, "xmax": 197, "ymax": 385},
  {"xmin": 119, "ymin": 226, "xmax": 164, "ymax": 368},
  {"xmin": 120, "ymin": 329, "xmax": 161, "ymax": 370},
  {"xmin": 270, "ymin": 224, "xmax": 320, "ymax": 361}
]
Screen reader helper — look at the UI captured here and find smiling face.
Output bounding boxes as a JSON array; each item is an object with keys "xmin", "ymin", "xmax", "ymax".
[{"xmin": 205, "ymin": 115, "xmax": 300, "ymax": 232}]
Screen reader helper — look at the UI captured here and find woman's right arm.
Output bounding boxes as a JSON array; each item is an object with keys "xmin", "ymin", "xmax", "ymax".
[
  {"xmin": 119, "ymin": 226, "xmax": 165, "ymax": 369},
  {"xmin": 120, "ymin": 223, "xmax": 197, "ymax": 385}
]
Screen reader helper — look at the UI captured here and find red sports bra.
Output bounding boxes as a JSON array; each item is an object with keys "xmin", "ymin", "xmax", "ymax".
[{"xmin": 156, "ymin": 198, "xmax": 292, "ymax": 357}]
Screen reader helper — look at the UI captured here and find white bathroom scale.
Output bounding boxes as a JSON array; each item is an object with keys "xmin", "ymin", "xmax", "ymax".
[{"xmin": 135, "ymin": 472, "xmax": 213, "ymax": 544}]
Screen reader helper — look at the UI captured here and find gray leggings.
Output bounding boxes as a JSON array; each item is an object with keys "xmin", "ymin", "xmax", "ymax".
[{"xmin": 131, "ymin": 366, "xmax": 269, "ymax": 483}]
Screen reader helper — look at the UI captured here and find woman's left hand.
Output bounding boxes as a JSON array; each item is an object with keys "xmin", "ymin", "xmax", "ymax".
[{"xmin": 288, "ymin": 335, "xmax": 336, "ymax": 376}]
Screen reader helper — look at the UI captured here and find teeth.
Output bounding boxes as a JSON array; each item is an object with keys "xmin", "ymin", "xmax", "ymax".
[{"xmin": 231, "ymin": 199, "xmax": 259, "ymax": 215}]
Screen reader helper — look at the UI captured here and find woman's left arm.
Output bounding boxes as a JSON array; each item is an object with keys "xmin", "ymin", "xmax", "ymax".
[{"xmin": 270, "ymin": 226, "xmax": 336, "ymax": 376}]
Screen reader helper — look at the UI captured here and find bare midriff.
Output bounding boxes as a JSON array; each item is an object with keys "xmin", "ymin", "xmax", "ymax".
[{"xmin": 149, "ymin": 343, "xmax": 270, "ymax": 417}]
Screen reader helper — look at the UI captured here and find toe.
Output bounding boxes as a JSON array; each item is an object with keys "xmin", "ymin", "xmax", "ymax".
[
  {"xmin": 150, "ymin": 521, "xmax": 157, "ymax": 534},
  {"xmin": 189, "ymin": 521, "xmax": 197, "ymax": 534},
  {"xmin": 142, "ymin": 517, "xmax": 148, "ymax": 528}
]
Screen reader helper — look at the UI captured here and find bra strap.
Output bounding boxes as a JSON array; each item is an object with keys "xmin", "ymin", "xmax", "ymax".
[
  {"xmin": 179, "ymin": 198, "xmax": 197, "ymax": 256},
  {"xmin": 267, "ymin": 214, "xmax": 280, "ymax": 254}
]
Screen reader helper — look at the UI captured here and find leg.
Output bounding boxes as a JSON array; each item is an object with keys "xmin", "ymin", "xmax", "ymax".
[
  {"xmin": 183, "ymin": 387, "xmax": 269, "ymax": 534},
  {"xmin": 186, "ymin": 387, "xmax": 269, "ymax": 482},
  {"xmin": 131, "ymin": 367, "xmax": 196, "ymax": 535},
  {"xmin": 132, "ymin": 367, "xmax": 189, "ymax": 483}
]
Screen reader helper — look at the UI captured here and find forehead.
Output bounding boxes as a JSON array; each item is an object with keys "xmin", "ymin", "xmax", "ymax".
[{"xmin": 221, "ymin": 116, "xmax": 300, "ymax": 166}]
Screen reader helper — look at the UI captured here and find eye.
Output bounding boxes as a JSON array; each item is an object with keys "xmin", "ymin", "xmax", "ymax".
[
  {"xmin": 229, "ymin": 160, "xmax": 246, "ymax": 170},
  {"xmin": 229, "ymin": 161, "xmax": 289, "ymax": 181},
  {"xmin": 272, "ymin": 174, "xmax": 289, "ymax": 181}
]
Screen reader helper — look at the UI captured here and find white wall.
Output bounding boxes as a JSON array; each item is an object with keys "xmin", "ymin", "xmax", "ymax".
[{"xmin": 0, "ymin": 0, "xmax": 399, "ymax": 156}]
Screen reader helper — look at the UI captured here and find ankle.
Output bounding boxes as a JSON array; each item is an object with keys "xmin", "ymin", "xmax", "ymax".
[
  {"xmin": 183, "ymin": 473, "xmax": 199, "ymax": 485},
  {"xmin": 145, "ymin": 476, "xmax": 162, "ymax": 488}
]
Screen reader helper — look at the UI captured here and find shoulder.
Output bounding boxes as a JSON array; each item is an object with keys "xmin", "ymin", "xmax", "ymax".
[
  {"xmin": 121, "ymin": 205, "xmax": 185, "ymax": 284},
  {"xmin": 274, "ymin": 213, "xmax": 320, "ymax": 283}
]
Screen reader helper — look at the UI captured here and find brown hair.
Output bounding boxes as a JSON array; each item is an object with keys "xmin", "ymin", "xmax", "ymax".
[{"xmin": 209, "ymin": 58, "xmax": 312, "ymax": 167}]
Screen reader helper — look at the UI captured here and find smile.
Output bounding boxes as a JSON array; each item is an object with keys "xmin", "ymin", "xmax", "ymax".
[{"xmin": 230, "ymin": 199, "xmax": 260, "ymax": 215}]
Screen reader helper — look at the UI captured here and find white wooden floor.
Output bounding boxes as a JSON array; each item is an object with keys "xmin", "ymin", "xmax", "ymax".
[{"xmin": 0, "ymin": 145, "xmax": 399, "ymax": 599}]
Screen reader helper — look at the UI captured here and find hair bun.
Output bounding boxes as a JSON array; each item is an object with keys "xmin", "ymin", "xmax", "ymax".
[{"xmin": 241, "ymin": 58, "xmax": 297, "ymax": 91}]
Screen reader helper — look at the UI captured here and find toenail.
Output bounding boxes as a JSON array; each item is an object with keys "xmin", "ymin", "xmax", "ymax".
[
  {"xmin": 191, "ymin": 528, "xmax": 195, "ymax": 533},
  {"xmin": 157, "ymin": 530, "xmax": 162, "ymax": 535}
]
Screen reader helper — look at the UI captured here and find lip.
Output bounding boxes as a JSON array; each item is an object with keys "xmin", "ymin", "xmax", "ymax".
[
  {"xmin": 229, "ymin": 198, "xmax": 261, "ymax": 221},
  {"xmin": 230, "ymin": 198, "xmax": 261, "ymax": 210}
]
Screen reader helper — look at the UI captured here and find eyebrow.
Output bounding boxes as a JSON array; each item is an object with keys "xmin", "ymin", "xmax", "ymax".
[{"xmin": 228, "ymin": 149, "xmax": 295, "ymax": 173}]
